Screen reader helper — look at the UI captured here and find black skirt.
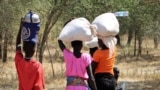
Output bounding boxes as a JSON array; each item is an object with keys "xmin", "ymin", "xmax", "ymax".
[{"xmin": 95, "ymin": 73, "xmax": 116, "ymax": 90}]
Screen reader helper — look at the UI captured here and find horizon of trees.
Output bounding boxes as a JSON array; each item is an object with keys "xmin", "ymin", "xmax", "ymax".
[{"xmin": 0, "ymin": 0, "xmax": 159, "ymax": 63}]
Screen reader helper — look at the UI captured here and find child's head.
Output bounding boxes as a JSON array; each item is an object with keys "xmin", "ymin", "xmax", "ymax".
[
  {"xmin": 23, "ymin": 41, "xmax": 36, "ymax": 60},
  {"xmin": 71, "ymin": 40, "xmax": 82, "ymax": 51},
  {"xmin": 98, "ymin": 38, "xmax": 107, "ymax": 49},
  {"xmin": 89, "ymin": 47, "xmax": 98, "ymax": 57}
]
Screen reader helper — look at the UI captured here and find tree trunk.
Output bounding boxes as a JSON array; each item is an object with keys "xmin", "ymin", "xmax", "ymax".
[
  {"xmin": 39, "ymin": 0, "xmax": 68, "ymax": 63},
  {"xmin": 153, "ymin": 37, "xmax": 158, "ymax": 49},
  {"xmin": 0, "ymin": 31, "xmax": 2, "ymax": 59},
  {"xmin": 39, "ymin": 8, "xmax": 63, "ymax": 63},
  {"xmin": 134, "ymin": 31, "xmax": 137, "ymax": 56},
  {"xmin": 137, "ymin": 37, "xmax": 142, "ymax": 57},
  {"xmin": 3, "ymin": 29, "xmax": 8, "ymax": 63},
  {"xmin": 127, "ymin": 29, "xmax": 133, "ymax": 46}
]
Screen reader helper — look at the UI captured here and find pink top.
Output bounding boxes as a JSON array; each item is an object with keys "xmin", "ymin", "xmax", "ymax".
[{"xmin": 63, "ymin": 49, "xmax": 92, "ymax": 79}]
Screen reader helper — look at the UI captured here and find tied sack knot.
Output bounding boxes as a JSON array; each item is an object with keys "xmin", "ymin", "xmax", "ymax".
[{"xmin": 90, "ymin": 24, "xmax": 97, "ymax": 37}]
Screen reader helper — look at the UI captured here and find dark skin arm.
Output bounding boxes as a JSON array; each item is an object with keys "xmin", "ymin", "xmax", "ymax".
[
  {"xmin": 16, "ymin": 18, "xmax": 23, "ymax": 51},
  {"xmin": 58, "ymin": 40, "xmax": 66, "ymax": 51},
  {"xmin": 87, "ymin": 47, "xmax": 98, "ymax": 90},
  {"xmin": 86, "ymin": 64, "xmax": 97, "ymax": 90},
  {"xmin": 89, "ymin": 47, "xmax": 99, "ymax": 75},
  {"xmin": 91, "ymin": 61, "xmax": 98, "ymax": 76}
]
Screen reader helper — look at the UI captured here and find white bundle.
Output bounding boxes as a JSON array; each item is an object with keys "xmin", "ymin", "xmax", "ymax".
[
  {"xmin": 58, "ymin": 18, "xmax": 95, "ymax": 42},
  {"xmin": 92, "ymin": 13, "xmax": 119, "ymax": 37},
  {"xmin": 99, "ymin": 36, "xmax": 117, "ymax": 56},
  {"xmin": 85, "ymin": 37, "xmax": 98, "ymax": 48},
  {"xmin": 24, "ymin": 12, "xmax": 40, "ymax": 23}
]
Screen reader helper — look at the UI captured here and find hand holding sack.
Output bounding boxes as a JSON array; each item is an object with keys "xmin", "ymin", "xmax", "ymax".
[
  {"xmin": 58, "ymin": 18, "xmax": 96, "ymax": 42},
  {"xmin": 21, "ymin": 10, "xmax": 40, "ymax": 44}
]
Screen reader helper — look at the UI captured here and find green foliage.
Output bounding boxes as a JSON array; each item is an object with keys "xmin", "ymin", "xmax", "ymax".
[{"xmin": 0, "ymin": 0, "xmax": 159, "ymax": 61}]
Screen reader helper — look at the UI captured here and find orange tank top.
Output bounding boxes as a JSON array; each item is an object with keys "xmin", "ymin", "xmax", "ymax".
[{"xmin": 93, "ymin": 47, "xmax": 117, "ymax": 75}]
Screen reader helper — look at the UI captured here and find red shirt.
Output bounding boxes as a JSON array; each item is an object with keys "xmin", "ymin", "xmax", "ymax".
[{"xmin": 15, "ymin": 51, "xmax": 45, "ymax": 90}]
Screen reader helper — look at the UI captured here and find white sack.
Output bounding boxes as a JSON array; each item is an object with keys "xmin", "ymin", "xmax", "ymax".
[
  {"xmin": 92, "ymin": 13, "xmax": 119, "ymax": 37},
  {"xmin": 85, "ymin": 37, "xmax": 98, "ymax": 48},
  {"xmin": 99, "ymin": 36, "xmax": 117, "ymax": 57},
  {"xmin": 58, "ymin": 18, "xmax": 95, "ymax": 42}
]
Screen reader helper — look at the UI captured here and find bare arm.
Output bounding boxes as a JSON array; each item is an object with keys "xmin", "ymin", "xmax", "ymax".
[
  {"xmin": 58, "ymin": 40, "xmax": 66, "ymax": 51},
  {"xmin": 87, "ymin": 64, "xmax": 97, "ymax": 90},
  {"xmin": 91, "ymin": 61, "xmax": 98, "ymax": 75},
  {"xmin": 16, "ymin": 18, "xmax": 23, "ymax": 51}
]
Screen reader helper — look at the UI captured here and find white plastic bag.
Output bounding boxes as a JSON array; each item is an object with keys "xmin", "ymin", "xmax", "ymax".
[
  {"xmin": 92, "ymin": 13, "xmax": 119, "ymax": 37},
  {"xmin": 58, "ymin": 18, "xmax": 94, "ymax": 42},
  {"xmin": 24, "ymin": 11, "xmax": 40, "ymax": 23}
]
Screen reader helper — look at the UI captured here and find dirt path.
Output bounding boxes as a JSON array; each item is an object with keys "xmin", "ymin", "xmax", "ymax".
[
  {"xmin": 117, "ymin": 80, "xmax": 160, "ymax": 90},
  {"xmin": 1, "ymin": 61, "xmax": 160, "ymax": 90}
]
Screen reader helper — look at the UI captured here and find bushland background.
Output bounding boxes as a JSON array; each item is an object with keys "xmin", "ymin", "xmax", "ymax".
[{"xmin": 0, "ymin": 0, "xmax": 160, "ymax": 90}]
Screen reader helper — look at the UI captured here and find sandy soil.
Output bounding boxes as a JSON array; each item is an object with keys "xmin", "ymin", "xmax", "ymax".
[{"xmin": 0, "ymin": 57, "xmax": 160, "ymax": 90}]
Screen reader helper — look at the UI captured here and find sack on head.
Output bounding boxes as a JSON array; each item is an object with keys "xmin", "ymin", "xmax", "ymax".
[
  {"xmin": 58, "ymin": 18, "xmax": 95, "ymax": 42},
  {"xmin": 92, "ymin": 13, "xmax": 119, "ymax": 37},
  {"xmin": 21, "ymin": 10, "xmax": 40, "ymax": 44}
]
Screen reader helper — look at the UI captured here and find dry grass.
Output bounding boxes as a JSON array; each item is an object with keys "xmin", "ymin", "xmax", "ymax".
[
  {"xmin": 0, "ymin": 60, "xmax": 66, "ymax": 90},
  {"xmin": 1, "ymin": 49, "xmax": 160, "ymax": 90},
  {"xmin": 0, "ymin": 36, "xmax": 160, "ymax": 90},
  {"xmin": 115, "ymin": 46, "xmax": 160, "ymax": 90}
]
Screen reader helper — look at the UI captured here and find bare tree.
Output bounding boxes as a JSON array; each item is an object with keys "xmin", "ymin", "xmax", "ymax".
[{"xmin": 39, "ymin": 0, "xmax": 71, "ymax": 63}]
